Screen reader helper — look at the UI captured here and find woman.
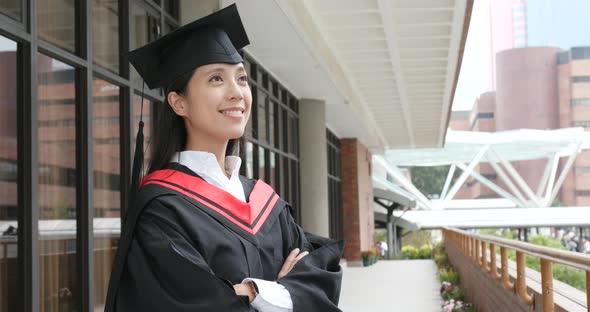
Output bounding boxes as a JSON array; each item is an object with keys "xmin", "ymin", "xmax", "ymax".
[{"xmin": 105, "ymin": 4, "xmax": 343, "ymax": 312}]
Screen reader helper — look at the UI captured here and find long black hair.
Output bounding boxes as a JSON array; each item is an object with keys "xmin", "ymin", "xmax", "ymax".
[{"xmin": 147, "ymin": 68, "xmax": 246, "ymax": 174}]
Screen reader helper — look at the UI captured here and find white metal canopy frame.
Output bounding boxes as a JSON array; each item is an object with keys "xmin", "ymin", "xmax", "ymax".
[{"xmin": 379, "ymin": 128, "xmax": 590, "ymax": 210}]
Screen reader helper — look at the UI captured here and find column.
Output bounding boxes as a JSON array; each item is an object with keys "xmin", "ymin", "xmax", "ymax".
[{"xmin": 298, "ymin": 98, "xmax": 330, "ymax": 237}]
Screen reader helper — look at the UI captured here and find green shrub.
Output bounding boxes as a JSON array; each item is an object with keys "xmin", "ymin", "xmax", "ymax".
[
  {"xmin": 434, "ymin": 253, "xmax": 449, "ymax": 268},
  {"xmin": 529, "ymin": 235, "xmax": 565, "ymax": 250},
  {"xmin": 401, "ymin": 245, "xmax": 418, "ymax": 259},
  {"xmin": 418, "ymin": 244, "xmax": 433, "ymax": 259},
  {"xmin": 553, "ymin": 264, "xmax": 586, "ymax": 291},
  {"xmin": 441, "ymin": 285, "xmax": 466, "ymax": 301},
  {"xmin": 439, "ymin": 268, "xmax": 460, "ymax": 285},
  {"xmin": 503, "ymin": 235, "xmax": 586, "ymax": 291},
  {"xmin": 433, "ymin": 245, "xmax": 445, "ymax": 256}
]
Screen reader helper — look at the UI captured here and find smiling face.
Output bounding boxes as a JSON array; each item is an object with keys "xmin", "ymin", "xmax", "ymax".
[{"xmin": 168, "ymin": 63, "xmax": 252, "ymax": 146}]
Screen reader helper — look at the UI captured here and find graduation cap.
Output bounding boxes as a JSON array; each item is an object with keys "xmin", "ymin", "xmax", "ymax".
[
  {"xmin": 126, "ymin": 3, "xmax": 250, "ymax": 219},
  {"xmin": 128, "ymin": 3, "xmax": 250, "ymax": 90}
]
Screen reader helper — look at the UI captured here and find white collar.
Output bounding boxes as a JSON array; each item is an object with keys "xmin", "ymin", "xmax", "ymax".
[{"xmin": 170, "ymin": 150, "xmax": 242, "ymax": 179}]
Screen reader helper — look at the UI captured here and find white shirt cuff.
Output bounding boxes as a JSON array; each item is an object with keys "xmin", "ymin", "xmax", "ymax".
[{"xmin": 242, "ymin": 278, "xmax": 293, "ymax": 312}]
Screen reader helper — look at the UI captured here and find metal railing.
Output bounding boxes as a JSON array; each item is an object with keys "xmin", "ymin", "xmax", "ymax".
[{"xmin": 443, "ymin": 227, "xmax": 590, "ymax": 312}]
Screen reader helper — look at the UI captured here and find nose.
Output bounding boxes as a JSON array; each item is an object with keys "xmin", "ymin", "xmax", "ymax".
[{"xmin": 227, "ymin": 78, "xmax": 244, "ymax": 102}]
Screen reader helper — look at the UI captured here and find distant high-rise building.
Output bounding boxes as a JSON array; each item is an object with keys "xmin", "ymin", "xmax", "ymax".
[
  {"xmin": 452, "ymin": 46, "xmax": 590, "ymax": 206},
  {"xmin": 511, "ymin": 1, "xmax": 528, "ymax": 48},
  {"xmin": 449, "ymin": 111, "xmax": 470, "ymax": 131},
  {"xmin": 557, "ymin": 47, "xmax": 590, "ymax": 206},
  {"xmin": 486, "ymin": 0, "xmax": 590, "ymax": 90}
]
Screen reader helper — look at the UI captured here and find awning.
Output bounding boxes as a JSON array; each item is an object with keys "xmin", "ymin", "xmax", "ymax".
[
  {"xmin": 386, "ymin": 128, "xmax": 590, "ymax": 166},
  {"xmin": 379, "ymin": 128, "xmax": 590, "ymax": 209},
  {"xmin": 392, "ymin": 207, "xmax": 590, "ymax": 230},
  {"xmin": 229, "ymin": 0, "xmax": 473, "ymax": 149}
]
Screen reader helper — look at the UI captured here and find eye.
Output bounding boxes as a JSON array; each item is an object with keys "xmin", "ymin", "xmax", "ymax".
[
  {"xmin": 238, "ymin": 75, "xmax": 249, "ymax": 83},
  {"xmin": 209, "ymin": 75, "xmax": 223, "ymax": 82}
]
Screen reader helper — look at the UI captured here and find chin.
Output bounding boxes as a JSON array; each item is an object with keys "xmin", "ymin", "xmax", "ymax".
[{"xmin": 226, "ymin": 129, "xmax": 245, "ymax": 140}]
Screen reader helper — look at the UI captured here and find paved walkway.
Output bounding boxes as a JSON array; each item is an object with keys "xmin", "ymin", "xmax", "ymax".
[{"xmin": 339, "ymin": 260, "xmax": 443, "ymax": 311}]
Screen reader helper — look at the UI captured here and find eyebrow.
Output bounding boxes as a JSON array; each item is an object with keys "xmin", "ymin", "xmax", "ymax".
[{"xmin": 204, "ymin": 66, "xmax": 246, "ymax": 75}]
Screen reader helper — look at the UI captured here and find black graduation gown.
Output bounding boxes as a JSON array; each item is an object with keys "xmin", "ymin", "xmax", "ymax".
[{"xmin": 105, "ymin": 163, "xmax": 344, "ymax": 312}]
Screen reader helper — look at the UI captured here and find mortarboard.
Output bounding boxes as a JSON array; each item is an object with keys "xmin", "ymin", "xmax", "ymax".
[
  {"xmin": 128, "ymin": 3, "xmax": 250, "ymax": 90},
  {"xmin": 126, "ymin": 3, "xmax": 250, "ymax": 223}
]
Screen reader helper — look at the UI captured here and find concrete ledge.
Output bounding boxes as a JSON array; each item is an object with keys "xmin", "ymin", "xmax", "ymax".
[{"xmin": 345, "ymin": 260, "xmax": 363, "ymax": 267}]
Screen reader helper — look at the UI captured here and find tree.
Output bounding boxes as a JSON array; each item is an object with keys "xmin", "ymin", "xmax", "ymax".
[{"xmin": 409, "ymin": 166, "xmax": 460, "ymax": 198}]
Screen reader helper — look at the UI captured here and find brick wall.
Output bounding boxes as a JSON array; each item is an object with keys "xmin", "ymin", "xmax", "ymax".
[{"xmin": 340, "ymin": 138, "xmax": 374, "ymax": 262}]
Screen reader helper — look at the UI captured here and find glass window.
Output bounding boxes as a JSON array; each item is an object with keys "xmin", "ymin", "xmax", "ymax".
[
  {"xmin": 93, "ymin": 0, "xmax": 120, "ymax": 73},
  {"xmin": 262, "ymin": 72, "xmax": 269, "ymax": 90},
  {"xmin": 133, "ymin": 95, "xmax": 154, "ymax": 173},
  {"xmin": 269, "ymin": 101, "xmax": 275, "ymax": 147},
  {"xmin": 290, "ymin": 159, "xmax": 299, "ymax": 213},
  {"xmin": 293, "ymin": 116, "xmax": 299, "ymax": 157},
  {"xmin": 293, "ymin": 97, "xmax": 298, "ymax": 114},
  {"xmin": 163, "ymin": 0, "xmax": 179, "ymax": 19},
  {"xmin": 571, "ymin": 98, "xmax": 590, "ymax": 107},
  {"xmin": 269, "ymin": 151, "xmax": 276, "ymax": 188},
  {"xmin": 327, "ymin": 129, "xmax": 342, "ymax": 239},
  {"xmin": 245, "ymin": 141, "xmax": 253, "ymax": 179},
  {"xmin": 248, "ymin": 61, "xmax": 257, "ymax": 82},
  {"xmin": 287, "ymin": 113, "xmax": 295, "ymax": 154},
  {"xmin": 275, "ymin": 105, "xmax": 282, "ymax": 150},
  {"xmin": 163, "ymin": 21, "xmax": 177, "ymax": 35},
  {"xmin": 92, "ymin": 78, "xmax": 120, "ymax": 310},
  {"xmin": 130, "ymin": 3, "xmax": 159, "ymax": 85},
  {"xmin": 572, "ymin": 76, "xmax": 590, "ymax": 83},
  {"xmin": 244, "ymin": 110, "xmax": 253, "ymax": 138},
  {"xmin": 571, "ymin": 47, "xmax": 590, "ymax": 60},
  {"xmin": 37, "ymin": 54, "xmax": 80, "ymax": 311},
  {"xmin": 282, "ymin": 157, "xmax": 289, "ymax": 204},
  {"xmin": 0, "ymin": 0, "xmax": 21, "ymax": 21},
  {"xmin": 271, "ymin": 80, "xmax": 279, "ymax": 97},
  {"xmin": 245, "ymin": 86, "xmax": 254, "ymax": 139},
  {"xmin": 282, "ymin": 108, "xmax": 288, "ymax": 151},
  {"xmin": 38, "ymin": 0, "xmax": 77, "ymax": 53},
  {"xmin": 0, "ymin": 35, "xmax": 18, "ymax": 312},
  {"xmin": 258, "ymin": 146, "xmax": 265, "ymax": 180},
  {"xmin": 242, "ymin": 56, "xmax": 299, "ymax": 215},
  {"xmin": 257, "ymin": 89, "xmax": 267, "ymax": 143}
]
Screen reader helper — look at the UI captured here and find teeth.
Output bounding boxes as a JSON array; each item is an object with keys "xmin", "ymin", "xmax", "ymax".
[{"xmin": 222, "ymin": 110, "xmax": 243, "ymax": 116}]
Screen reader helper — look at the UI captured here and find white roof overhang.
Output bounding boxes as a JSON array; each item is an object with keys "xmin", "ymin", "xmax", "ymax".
[
  {"xmin": 221, "ymin": 0, "xmax": 472, "ymax": 150},
  {"xmin": 386, "ymin": 128, "xmax": 590, "ymax": 166},
  {"xmin": 392, "ymin": 207, "xmax": 590, "ymax": 230}
]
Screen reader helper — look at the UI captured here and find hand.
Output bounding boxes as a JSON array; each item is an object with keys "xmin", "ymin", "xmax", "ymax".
[
  {"xmin": 233, "ymin": 282, "xmax": 256, "ymax": 303},
  {"xmin": 277, "ymin": 248, "xmax": 309, "ymax": 279}
]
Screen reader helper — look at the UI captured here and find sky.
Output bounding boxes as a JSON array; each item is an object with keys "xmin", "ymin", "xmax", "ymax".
[{"xmin": 451, "ymin": 0, "xmax": 491, "ymax": 112}]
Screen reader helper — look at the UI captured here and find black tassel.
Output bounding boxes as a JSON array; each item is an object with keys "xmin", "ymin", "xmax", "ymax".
[
  {"xmin": 126, "ymin": 83, "xmax": 146, "ymax": 224},
  {"xmin": 128, "ymin": 120, "xmax": 143, "ymax": 215}
]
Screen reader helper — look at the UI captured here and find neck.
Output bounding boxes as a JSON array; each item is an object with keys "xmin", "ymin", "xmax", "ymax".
[{"xmin": 184, "ymin": 134, "xmax": 230, "ymax": 178}]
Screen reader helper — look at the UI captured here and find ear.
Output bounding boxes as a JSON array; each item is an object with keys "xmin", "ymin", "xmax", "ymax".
[{"xmin": 167, "ymin": 91, "xmax": 188, "ymax": 117}]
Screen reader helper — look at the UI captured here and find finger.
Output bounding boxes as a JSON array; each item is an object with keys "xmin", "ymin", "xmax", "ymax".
[
  {"xmin": 286, "ymin": 250, "xmax": 308, "ymax": 273},
  {"xmin": 288, "ymin": 251, "xmax": 309, "ymax": 271},
  {"xmin": 283, "ymin": 248, "xmax": 300, "ymax": 267},
  {"xmin": 278, "ymin": 248, "xmax": 300, "ymax": 278},
  {"xmin": 294, "ymin": 251, "xmax": 309, "ymax": 262}
]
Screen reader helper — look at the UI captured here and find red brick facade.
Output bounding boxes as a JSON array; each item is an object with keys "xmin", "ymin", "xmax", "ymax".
[{"xmin": 340, "ymin": 138, "xmax": 374, "ymax": 262}]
